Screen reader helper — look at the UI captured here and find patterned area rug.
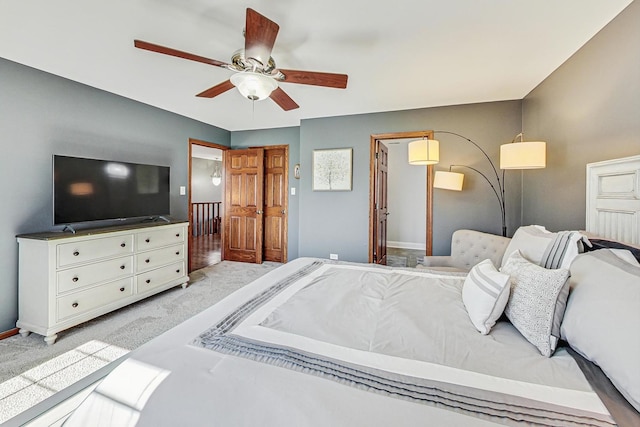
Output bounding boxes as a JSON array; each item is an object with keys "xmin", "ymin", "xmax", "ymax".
[{"xmin": 386, "ymin": 255, "xmax": 408, "ymax": 267}]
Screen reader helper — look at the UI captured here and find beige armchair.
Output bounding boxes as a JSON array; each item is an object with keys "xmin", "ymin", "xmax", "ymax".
[{"xmin": 420, "ymin": 229, "xmax": 511, "ymax": 272}]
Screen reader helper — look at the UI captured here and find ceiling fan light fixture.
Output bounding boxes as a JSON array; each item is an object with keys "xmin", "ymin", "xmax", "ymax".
[{"xmin": 230, "ymin": 71, "xmax": 278, "ymax": 101}]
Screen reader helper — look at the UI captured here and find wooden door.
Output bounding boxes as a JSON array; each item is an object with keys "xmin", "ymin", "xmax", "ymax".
[
  {"xmin": 263, "ymin": 147, "xmax": 288, "ymax": 262},
  {"xmin": 224, "ymin": 148, "xmax": 264, "ymax": 263},
  {"xmin": 375, "ymin": 141, "xmax": 389, "ymax": 265}
]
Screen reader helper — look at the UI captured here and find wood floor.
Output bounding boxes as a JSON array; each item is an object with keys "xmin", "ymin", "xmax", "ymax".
[{"xmin": 190, "ymin": 233, "xmax": 221, "ymax": 271}]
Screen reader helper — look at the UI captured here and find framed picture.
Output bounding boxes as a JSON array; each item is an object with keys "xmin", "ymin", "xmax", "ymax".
[{"xmin": 312, "ymin": 148, "xmax": 353, "ymax": 191}]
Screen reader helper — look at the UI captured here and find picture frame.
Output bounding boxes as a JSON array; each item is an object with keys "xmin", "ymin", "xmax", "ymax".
[{"xmin": 312, "ymin": 148, "xmax": 353, "ymax": 191}]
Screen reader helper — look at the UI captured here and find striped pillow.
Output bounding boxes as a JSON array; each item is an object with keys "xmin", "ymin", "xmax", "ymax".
[{"xmin": 462, "ymin": 259, "xmax": 511, "ymax": 335}]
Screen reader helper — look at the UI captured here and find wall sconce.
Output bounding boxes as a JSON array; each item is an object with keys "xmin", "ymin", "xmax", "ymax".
[
  {"xmin": 431, "ymin": 131, "xmax": 546, "ymax": 237},
  {"xmin": 408, "ymin": 137, "xmax": 439, "ymax": 165}
]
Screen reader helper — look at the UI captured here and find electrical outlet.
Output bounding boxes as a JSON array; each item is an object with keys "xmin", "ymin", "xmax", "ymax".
[{"xmin": 329, "ymin": 253, "xmax": 338, "ymax": 260}]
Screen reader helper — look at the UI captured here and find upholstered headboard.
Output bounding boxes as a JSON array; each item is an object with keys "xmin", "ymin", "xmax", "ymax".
[{"xmin": 586, "ymin": 155, "xmax": 640, "ymax": 246}]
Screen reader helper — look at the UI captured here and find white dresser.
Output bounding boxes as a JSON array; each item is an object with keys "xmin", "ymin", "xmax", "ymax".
[{"xmin": 16, "ymin": 222, "xmax": 189, "ymax": 345}]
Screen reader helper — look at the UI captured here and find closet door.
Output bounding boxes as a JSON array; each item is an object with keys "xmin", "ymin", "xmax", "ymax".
[
  {"xmin": 263, "ymin": 147, "xmax": 288, "ymax": 262},
  {"xmin": 224, "ymin": 148, "xmax": 264, "ymax": 263}
]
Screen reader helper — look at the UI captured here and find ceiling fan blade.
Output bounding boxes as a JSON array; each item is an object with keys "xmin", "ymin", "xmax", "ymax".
[
  {"xmin": 269, "ymin": 87, "xmax": 299, "ymax": 111},
  {"xmin": 244, "ymin": 8, "xmax": 280, "ymax": 67},
  {"xmin": 196, "ymin": 80, "xmax": 235, "ymax": 98},
  {"xmin": 134, "ymin": 40, "xmax": 230, "ymax": 68},
  {"xmin": 278, "ymin": 69, "xmax": 348, "ymax": 89}
]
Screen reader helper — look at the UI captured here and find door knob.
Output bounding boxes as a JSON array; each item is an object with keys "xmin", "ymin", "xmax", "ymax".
[
  {"xmin": 256, "ymin": 210, "xmax": 263, "ymax": 214},
  {"xmin": 281, "ymin": 210, "xmax": 286, "ymax": 214}
]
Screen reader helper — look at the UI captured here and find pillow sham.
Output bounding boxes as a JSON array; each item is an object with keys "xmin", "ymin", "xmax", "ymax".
[
  {"xmin": 561, "ymin": 249, "xmax": 640, "ymax": 412},
  {"xmin": 462, "ymin": 259, "xmax": 511, "ymax": 334},
  {"xmin": 501, "ymin": 225, "xmax": 587, "ymax": 269},
  {"xmin": 501, "ymin": 225, "xmax": 554, "ymax": 267},
  {"xmin": 501, "ymin": 251, "xmax": 570, "ymax": 357}
]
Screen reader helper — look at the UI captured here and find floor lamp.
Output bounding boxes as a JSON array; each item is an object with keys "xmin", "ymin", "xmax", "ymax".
[{"xmin": 430, "ymin": 132, "xmax": 545, "ymax": 237}]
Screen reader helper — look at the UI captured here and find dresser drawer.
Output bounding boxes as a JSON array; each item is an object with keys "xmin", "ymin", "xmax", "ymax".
[
  {"xmin": 136, "ymin": 244, "xmax": 185, "ymax": 273},
  {"xmin": 136, "ymin": 261, "xmax": 186, "ymax": 294},
  {"xmin": 57, "ymin": 256, "xmax": 133, "ymax": 294},
  {"xmin": 58, "ymin": 235, "xmax": 134, "ymax": 267},
  {"xmin": 136, "ymin": 227, "xmax": 185, "ymax": 251},
  {"xmin": 57, "ymin": 278, "xmax": 133, "ymax": 321}
]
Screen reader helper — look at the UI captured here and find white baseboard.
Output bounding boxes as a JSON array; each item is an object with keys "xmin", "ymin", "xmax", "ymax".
[{"xmin": 387, "ymin": 241, "xmax": 426, "ymax": 251}]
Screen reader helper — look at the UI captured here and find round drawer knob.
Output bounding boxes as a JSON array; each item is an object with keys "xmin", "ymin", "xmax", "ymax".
[
  {"xmin": 73, "ymin": 251, "xmax": 79, "ymax": 256},
  {"xmin": 175, "ymin": 251, "xmax": 180, "ymax": 255},
  {"xmin": 146, "ymin": 279, "xmax": 151, "ymax": 284},
  {"xmin": 145, "ymin": 238, "xmax": 150, "ymax": 243},
  {"xmin": 120, "ymin": 243, "xmax": 126, "ymax": 248},
  {"xmin": 119, "ymin": 287, "xmax": 125, "ymax": 292},
  {"xmin": 176, "ymin": 269, "xmax": 180, "ymax": 274},
  {"xmin": 72, "ymin": 277, "xmax": 79, "ymax": 282},
  {"xmin": 120, "ymin": 265, "xmax": 125, "ymax": 270},
  {"xmin": 175, "ymin": 233, "xmax": 180, "ymax": 237},
  {"xmin": 72, "ymin": 302, "xmax": 78, "ymax": 308},
  {"xmin": 145, "ymin": 259, "xmax": 150, "ymax": 263}
]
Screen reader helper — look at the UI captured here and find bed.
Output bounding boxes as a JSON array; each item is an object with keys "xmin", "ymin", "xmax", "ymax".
[{"xmin": 59, "ymin": 237, "xmax": 639, "ymax": 426}]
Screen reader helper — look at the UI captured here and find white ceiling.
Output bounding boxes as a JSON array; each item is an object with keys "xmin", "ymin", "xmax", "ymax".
[{"xmin": 0, "ymin": 1, "xmax": 632, "ymax": 132}]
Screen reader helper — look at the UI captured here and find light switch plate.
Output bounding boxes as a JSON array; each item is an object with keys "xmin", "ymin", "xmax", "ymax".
[{"xmin": 179, "ymin": 186, "xmax": 186, "ymax": 195}]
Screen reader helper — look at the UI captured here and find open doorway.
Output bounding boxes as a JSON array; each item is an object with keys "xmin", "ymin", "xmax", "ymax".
[
  {"xmin": 369, "ymin": 131, "xmax": 434, "ymax": 265},
  {"xmin": 188, "ymin": 139, "xmax": 229, "ymax": 272}
]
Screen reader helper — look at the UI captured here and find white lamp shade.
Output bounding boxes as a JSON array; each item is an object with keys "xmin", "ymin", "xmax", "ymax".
[
  {"xmin": 230, "ymin": 72, "xmax": 278, "ymax": 101},
  {"xmin": 408, "ymin": 139, "xmax": 439, "ymax": 165},
  {"xmin": 433, "ymin": 171, "xmax": 464, "ymax": 191},
  {"xmin": 500, "ymin": 141, "xmax": 546, "ymax": 169},
  {"xmin": 211, "ymin": 176, "xmax": 222, "ymax": 186}
]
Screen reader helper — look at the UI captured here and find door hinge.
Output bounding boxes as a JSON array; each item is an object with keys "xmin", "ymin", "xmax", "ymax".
[{"xmin": 375, "ymin": 152, "xmax": 379, "ymax": 159}]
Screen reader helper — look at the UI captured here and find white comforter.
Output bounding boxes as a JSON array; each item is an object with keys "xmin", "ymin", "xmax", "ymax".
[{"xmin": 65, "ymin": 258, "xmax": 613, "ymax": 426}]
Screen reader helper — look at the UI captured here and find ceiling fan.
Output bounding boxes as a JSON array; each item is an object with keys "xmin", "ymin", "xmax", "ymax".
[{"xmin": 134, "ymin": 8, "xmax": 348, "ymax": 111}]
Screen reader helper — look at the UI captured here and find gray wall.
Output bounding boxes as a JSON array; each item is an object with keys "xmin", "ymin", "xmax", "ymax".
[
  {"xmin": 522, "ymin": 0, "xmax": 640, "ymax": 231},
  {"xmin": 0, "ymin": 58, "xmax": 230, "ymax": 332},
  {"xmin": 191, "ymin": 158, "xmax": 223, "ymax": 204},
  {"xmin": 298, "ymin": 100, "xmax": 523, "ymax": 262},
  {"xmin": 230, "ymin": 127, "xmax": 300, "ymax": 261}
]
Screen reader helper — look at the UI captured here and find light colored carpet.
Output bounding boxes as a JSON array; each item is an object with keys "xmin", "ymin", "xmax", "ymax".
[{"xmin": 0, "ymin": 260, "xmax": 280, "ymax": 421}]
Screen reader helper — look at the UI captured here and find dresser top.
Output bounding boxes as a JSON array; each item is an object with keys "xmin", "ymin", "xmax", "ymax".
[{"xmin": 17, "ymin": 220, "xmax": 188, "ymax": 241}]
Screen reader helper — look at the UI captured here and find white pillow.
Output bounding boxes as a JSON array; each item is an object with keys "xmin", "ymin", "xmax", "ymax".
[
  {"xmin": 501, "ymin": 225, "xmax": 587, "ymax": 269},
  {"xmin": 501, "ymin": 251, "xmax": 570, "ymax": 357},
  {"xmin": 561, "ymin": 249, "xmax": 640, "ymax": 412},
  {"xmin": 610, "ymin": 249, "xmax": 640, "ymax": 266},
  {"xmin": 462, "ymin": 259, "xmax": 511, "ymax": 335},
  {"xmin": 501, "ymin": 225, "xmax": 554, "ymax": 267}
]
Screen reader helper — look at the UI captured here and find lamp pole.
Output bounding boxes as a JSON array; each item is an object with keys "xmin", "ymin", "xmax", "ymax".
[{"xmin": 434, "ymin": 131, "xmax": 507, "ymax": 237}]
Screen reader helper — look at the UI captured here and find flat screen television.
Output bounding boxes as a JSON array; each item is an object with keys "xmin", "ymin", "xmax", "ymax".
[{"xmin": 53, "ymin": 155, "xmax": 170, "ymax": 225}]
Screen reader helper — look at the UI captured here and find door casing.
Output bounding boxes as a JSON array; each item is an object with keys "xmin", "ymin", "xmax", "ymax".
[
  {"xmin": 188, "ymin": 138, "xmax": 229, "ymax": 272},
  {"xmin": 368, "ymin": 131, "xmax": 434, "ymax": 263}
]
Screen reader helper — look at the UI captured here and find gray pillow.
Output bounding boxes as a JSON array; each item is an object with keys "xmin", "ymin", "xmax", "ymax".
[
  {"xmin": 500, "ymin": 251, "xmax": 570, "ymax": 357},
  {"xmin": 561, "ymin": 249, "xmax": 640, "ymax": 412},
  {"xmin": 501, "ymin": 225, "xmax": 587, "ymax": 269}
]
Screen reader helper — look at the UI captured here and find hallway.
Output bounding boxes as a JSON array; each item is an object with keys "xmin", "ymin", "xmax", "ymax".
[{"xmin": 190, "ymin": 233, "xmax": 221, "ymax": 271}]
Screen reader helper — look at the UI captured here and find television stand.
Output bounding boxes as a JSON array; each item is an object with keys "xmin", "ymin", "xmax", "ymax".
[
  {"xmin": 142, "ymin": 216, "xmax": 170, "ymax": 223},
  {"xmin": 16, "ymin": 221, "xmax": 189, "ymax": 345},
  {"xmin": 62, "ymin": 225, "xmax": 77, "ymax": 234}
]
